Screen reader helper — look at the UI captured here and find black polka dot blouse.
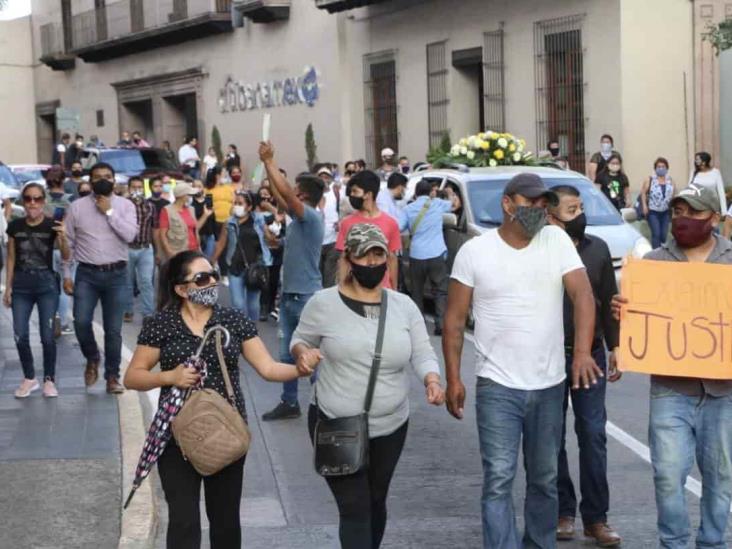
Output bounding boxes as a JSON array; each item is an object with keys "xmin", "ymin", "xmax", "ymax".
[{"xmin": 137, "ymin": 305, "xmax": 258, "ymax": 420}]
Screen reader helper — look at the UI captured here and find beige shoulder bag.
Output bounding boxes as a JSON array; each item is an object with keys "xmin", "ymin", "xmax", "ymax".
[{"xmin": 172, "ymin": 330, "xmax": 251, "ymax": 476}]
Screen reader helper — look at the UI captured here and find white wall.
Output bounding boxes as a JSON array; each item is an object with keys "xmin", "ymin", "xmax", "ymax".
[{"xmin": 0, "ymin": 16, "xmax": 37, "ymax": 163}]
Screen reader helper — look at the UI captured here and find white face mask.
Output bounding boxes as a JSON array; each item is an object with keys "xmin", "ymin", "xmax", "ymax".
[{"xmin": 233, "ymin": 205, "xmax": 247, "ymax": 218}]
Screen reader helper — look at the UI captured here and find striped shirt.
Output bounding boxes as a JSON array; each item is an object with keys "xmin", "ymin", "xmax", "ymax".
[{"xmin": 130, "ymin": 198, "xmax": 155, "ymax": 248}]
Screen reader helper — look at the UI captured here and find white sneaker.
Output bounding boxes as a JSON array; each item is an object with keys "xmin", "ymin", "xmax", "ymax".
[
  {"xmin": 14, "ymin": 378, "xmax": 39, "ymax": 398},
  {"xmin": 43, "ymin": 380, "xmax": 58, "ymax": 398}
]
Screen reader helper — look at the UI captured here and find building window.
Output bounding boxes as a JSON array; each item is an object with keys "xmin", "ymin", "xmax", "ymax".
[
  {"xmin": 96, "ymin": 109, "xmax": 105, "ymax": 127},
  {"xmin": 363, "ymin": 51, "xmax": 398, "ymax": 168},
  {"xmin": 483, "ymin": 29, "xmax": 505, "ymax": 132},
  {"xmin": 427, "ymin": 41, "xmax": 449, "ymax": 148},
  {"xmin": 534, "ymin": 14, "xmax": 586, "ymax": 170}
]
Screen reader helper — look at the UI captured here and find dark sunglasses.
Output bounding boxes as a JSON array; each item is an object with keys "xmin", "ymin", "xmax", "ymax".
[
  {"xmin": 23, "ymin": 195, "xmax": 45, "ymax": 204},
  {"xmin": 181, "ymin": 270, "xmax": 221, "ymax": 287}
]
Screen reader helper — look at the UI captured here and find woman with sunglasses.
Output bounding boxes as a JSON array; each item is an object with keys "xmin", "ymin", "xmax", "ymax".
[
  {"xmin": 4, "ymin": 183, "xmax": 70, "ymax": 398},
  {"xmin": 291, "ymin": 223, "xmax": 445, "ymax": 549},
  {"xmin": 212, "ymin": 191, "xmax": 271, "ymax": 322},
  {"xmin": 124, "ymin": 250, "xmax": 315, "ymax": 549}
]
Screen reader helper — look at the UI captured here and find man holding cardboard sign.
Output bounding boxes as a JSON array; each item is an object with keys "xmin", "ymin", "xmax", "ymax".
[{"xmin": 613, "ymin": 183, "xmax": 732, "ymax": 548}]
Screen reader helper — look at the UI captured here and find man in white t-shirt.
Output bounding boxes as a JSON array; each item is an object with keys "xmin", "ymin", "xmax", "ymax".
[
  {"xmin": 318, "ymin": 166, "xmax": 340, "ymax": 287},
  {"xmin": 443, "ymin": 173, "xmax": 601, "ymax": 548},
  {"xmin": 178, "ymin": 136, "xmax": 201, "ymax": 179}
]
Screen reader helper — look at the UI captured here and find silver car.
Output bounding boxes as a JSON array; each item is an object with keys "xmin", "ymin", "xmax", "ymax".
[{"xmin": 406, "ymin": 166, "xmax": 651, "ymax": 281}]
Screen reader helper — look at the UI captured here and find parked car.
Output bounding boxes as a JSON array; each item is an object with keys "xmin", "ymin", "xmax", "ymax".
[
  {"xmin": 78, "ymin": 147, "xmax": 184, "ymax": 184},
  {"xmin": 0, "ymin": 162, "xmax": 25, "ymax": 219},
  {"xmin": 9, "ymin": 164, "xmax": 51, "ymax": 187},
  {"xmin": 402, "ymin": 166, "xmax": 652, "ymax": 296}
]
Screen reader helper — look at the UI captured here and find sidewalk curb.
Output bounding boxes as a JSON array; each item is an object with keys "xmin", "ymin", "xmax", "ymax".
[
  {"xmin": 90, "ymin": 323, "xmax": 158, "ymax": 549},
  {"xmin": 118, "ymin": 388, "xmax": 158, "ymax": 549}
]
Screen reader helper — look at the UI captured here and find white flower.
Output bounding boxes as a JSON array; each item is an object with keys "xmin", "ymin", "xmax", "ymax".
[
  {"xmin": 459, "ymin": 146, "xmax": 468, "ymax": 156},
  {"xmin": 466, "ymin": 150, "xmax": 476, "ymax": 160},
  {"xmin": 485, "ymin": 131, "xmax": 495, "ymax": 139},
  {"xmin": 459, "ymin": 138, "xmax": 468, "ymax": 147},
  {"xmin": 489, "ymin": 159, "xmax": 498, "ymax": 167},
  {"xmin": 513, "ymin": 152, "xmax": 522, "ymax": 162},
  {"xmin": 467, "ymin": 135, "xmax": 478, "ymax": 149},
  {"xmin": 450, "ymin": 145, "xmax": 461, "ymax": 156},
  {"xmin": 497, "ymin": 137, "xmax": 508, "ymax": 149}
]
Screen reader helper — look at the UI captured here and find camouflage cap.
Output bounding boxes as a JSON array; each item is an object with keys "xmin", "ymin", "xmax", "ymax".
[{"xmin": 345, "ymin": 223, "xmax": 389, "ymax": 257}]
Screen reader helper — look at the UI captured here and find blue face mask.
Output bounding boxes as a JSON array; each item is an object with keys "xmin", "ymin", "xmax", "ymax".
[
  {"xmin": 163, "ymin": 184, "xmax": 171, "ymax": 193},
  {"xmin": 655, "ymin": 167, "xmax": 668, "ymax": 177}
]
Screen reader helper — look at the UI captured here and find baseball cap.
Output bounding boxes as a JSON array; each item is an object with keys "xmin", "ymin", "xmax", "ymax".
[
  {"xmin": 173, "ymin": 182, "xmax": 197, "ymax": 198},
  {"xmin": 671, "ymin": 183, "xmax": 721, "ymax": 214},
  {"xmin": 345, "ymin": 224, "xmax": 389, "ymax": 257},
  {"xmin": 381, "ymin": 147, "xmax": 395, "ymax": 158},
  {"xmin": 503, "ymin": 173, "xmax": 559, "ymax": 206},
  {"xmin": 317, "ymin": 166, "xmax": 333, "ymax": 177}
]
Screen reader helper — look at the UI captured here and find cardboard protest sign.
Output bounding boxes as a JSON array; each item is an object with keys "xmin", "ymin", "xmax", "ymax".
[{"xmin": 619, "ymin": 258, "xmax": 732, "ymax": 379}]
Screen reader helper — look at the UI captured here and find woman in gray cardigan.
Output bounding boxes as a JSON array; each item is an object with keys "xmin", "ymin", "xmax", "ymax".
[{"xmin": 291, "ymin": 223, "xmax": 444, "ymax": 549}]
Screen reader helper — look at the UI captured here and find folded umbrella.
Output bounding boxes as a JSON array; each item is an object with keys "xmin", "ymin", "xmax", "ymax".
[{"xmin": 123, "ymin": 325, "xmax": 231, "ymax": 509}]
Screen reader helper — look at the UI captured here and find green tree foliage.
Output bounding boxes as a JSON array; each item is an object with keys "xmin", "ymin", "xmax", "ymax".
[
  {"xmin": 211, "ymin": 125, "xmax": 223, "ymax": 163},
  {"xmin": 305, "ymin": 123, "xmax": 318, "ymax": 171},
  {"xmin": 705, "ymin": 20, "xmax": 732, "ymax": 55}
]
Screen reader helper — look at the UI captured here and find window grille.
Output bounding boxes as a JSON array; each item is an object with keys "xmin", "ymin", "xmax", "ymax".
[
  {"xmin": 534, "ymin": 14, "xmax": 586, "ymax": 169},
  {"xmin": 363, "ymin": 52, "xmax": 398, "ymax": 168},
  {"xmin": 483, "ymin": 29, "xmax": 505, "ymax": 132},
  {"xmin": 427, "ymin": 41, "xmax": 449, "ymax": 148}
]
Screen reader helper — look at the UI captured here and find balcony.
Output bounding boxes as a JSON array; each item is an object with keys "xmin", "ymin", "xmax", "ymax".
[
  {"xmin": 39, "ymin": 22, "xmax": 76, "ymax": 70},
  {"xmin": 70, "ymin": 0, "xmax": 233, "ymax": 62},
  {"xmin": 234, "ymin": 0, "xmax": 290, "ymax": 23},
  {"xmin": 314, "ymin": 0, "xmax": 387, "ymax": 13}
]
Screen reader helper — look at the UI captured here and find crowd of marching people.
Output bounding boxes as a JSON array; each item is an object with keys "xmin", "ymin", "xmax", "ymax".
[{"xmin": 3, "ymin": 129, "xmax": 732, "ymax": 549}]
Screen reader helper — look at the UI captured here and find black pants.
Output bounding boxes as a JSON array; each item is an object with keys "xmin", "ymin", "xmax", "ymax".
[
  {"xmin": 320, "ymin": 243, "xmax": 340, "ymax": 288},
  {"xmin": 158, "ymin": 442, "xmax": 246, "ymax": 549},
  {"xmin": 308, "ymin": 405, "xmax": 408, "ymax": 549},
  {"xmin": 408, "ymin": 255, "xmax": 448, "ymax": 329},
  {"xmin": 260, "ymin": 262, "xmax": 282, "ymax": 315}
]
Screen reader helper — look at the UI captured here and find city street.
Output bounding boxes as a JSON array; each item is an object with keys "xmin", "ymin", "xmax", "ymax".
[{"xmin": 0, "ymin": 285, "xmax": 725, "ymax": 549}]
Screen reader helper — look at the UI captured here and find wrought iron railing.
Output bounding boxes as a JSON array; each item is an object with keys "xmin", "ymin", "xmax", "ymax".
[{"xmin": 71, "ymin": 0, "xmax": 231, "ymax": 50}]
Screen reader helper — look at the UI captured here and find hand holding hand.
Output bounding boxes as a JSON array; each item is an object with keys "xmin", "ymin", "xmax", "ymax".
[
  {"xmin": 446, "ymin": 380, "xmax": 466, "ymax": 419},
  {"xmin": 571, "ymin": 352, "xmax": 604, "ymax": 390},
  {"xmin": 425, "ymin": 378, "xmax": 445, "ymax": 406},
  {"xmin": 169, "ymin": 364, "xmax": 200, "ymax": 389},
  {"xmin": 296, "ymin": 348, "xmax": 322, "ymax": 376}
]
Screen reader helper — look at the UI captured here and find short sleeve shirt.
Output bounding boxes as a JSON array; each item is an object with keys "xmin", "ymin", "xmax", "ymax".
[
  {"xmin": 7, "ymin": 217, "xmax": 57, "ymax": 271},
  {"xmin": 159, "ymin": 207, "xmax": 198, "ymax": 250},
  {"xmin": 137, "ymin": 305, "xmax": 258, "ymax": 419},
  {"xmin": 451, "ymin": 226, "xmax": 584, "ymax": 390},
  {"xmin": 336, "ymin": 211, "xmax": 402, "ymax": 288},
  {"xmin": 282, "ymin": 205, "xmax": 324, "ymax": 294}
]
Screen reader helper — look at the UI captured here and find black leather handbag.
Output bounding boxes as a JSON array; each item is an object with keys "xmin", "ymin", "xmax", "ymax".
[
  {"xmin": 233, "ymin": 226, "xmax": 269, "ymax": 291},
  {"xmin": 313, "ymin": 290, "xmax": 388, "ymax": 477}
]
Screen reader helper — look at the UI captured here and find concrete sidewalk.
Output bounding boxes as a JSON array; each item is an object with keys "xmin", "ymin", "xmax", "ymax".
[{"xmin": 0, "ymin": 306, "xmax": 121, "ymax": 549}]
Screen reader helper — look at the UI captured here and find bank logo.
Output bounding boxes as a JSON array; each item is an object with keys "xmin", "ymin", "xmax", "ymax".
[{"xmin": 218, "ymin": 66, "xmax": 320, "ymax": 113}]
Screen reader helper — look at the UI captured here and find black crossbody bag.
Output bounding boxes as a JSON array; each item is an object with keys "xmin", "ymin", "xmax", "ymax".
[{"xmin": 313, "ymin": 290, "xmax": 388, "ymax": 477}]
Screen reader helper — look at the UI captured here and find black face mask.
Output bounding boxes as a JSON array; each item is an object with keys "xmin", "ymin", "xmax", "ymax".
[
  {"xmin": 92, "ymin": 178, "xmax": 114, "ymax": 196},
  {"xmin": 562, "ymin": 213, "xmax": 587, "ymax": 241},
  {"xmin": 349, "ymin": 195, "xmax": 365, "ymax": 211},
  {"xmin": 350, "ymin": 261, "xmax": 387, "ymax": 289},
  {"xmin": 549, "ymin": 147, "xmax": 560, "ymax": 157},
  {"xmin": 71, "ymin": 169, "xmax": 83, "ymax": 177},
  {"xmin": 78, "ymin": 190, "xmax": 92, "ymax": 198}
]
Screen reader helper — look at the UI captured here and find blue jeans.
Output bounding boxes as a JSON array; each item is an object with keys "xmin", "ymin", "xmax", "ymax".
[
  {"xmin": 11, "ymin": 269, "xmax": 59, "ymax": 381},
  {"xmin": 557, "ymin": 347, "xmax": 609, "ymax": 524},
  {"xmin": 200, "ymin": 234, "xmax": 216, "ymax": 259},
  {"xmin": 53, "ymin": 249, "xmax": 74, "ymax": 326},
  {"xmin": 73, "ymin": 263, "xmax": 128, "ymax": 379},
  {"xmin": 648, "ymin": 209, "xmax": 671, "ymax": 249},
  {"xmin": 228, "ymin": 273, "xmax": 261, "ymax": 322},
  {"xmin": 476, "ymin": 377, "xmax": 564, "ymax": 549},
  {"xmin": 126, "ymin": 246, "xmax": 155, "ymax": 317},
  {"xmin": 280, "ymin": 292, "xmax": 313, "ymax": 404},
  {"xmin": 649, "ymin": 386, "xmax": 732, "ymax": 548}
]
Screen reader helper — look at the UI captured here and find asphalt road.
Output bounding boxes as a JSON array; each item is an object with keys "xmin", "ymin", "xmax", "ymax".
[{"xmin": 128, "ymin": 285, "xmax": 726, "ymax": 549}]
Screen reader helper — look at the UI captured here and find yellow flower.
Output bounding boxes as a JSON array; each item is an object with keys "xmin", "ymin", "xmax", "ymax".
[
  {"xmin": 509, "ymin": 143, "xmax": 516, "ymax": 152},
  {"xmin": 480, "ymin": 140, "xmax": 490, "ymax": 150},
  {"xmin": 494, "ymin": 149, "xmax": 504, "ymax": 160}
]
